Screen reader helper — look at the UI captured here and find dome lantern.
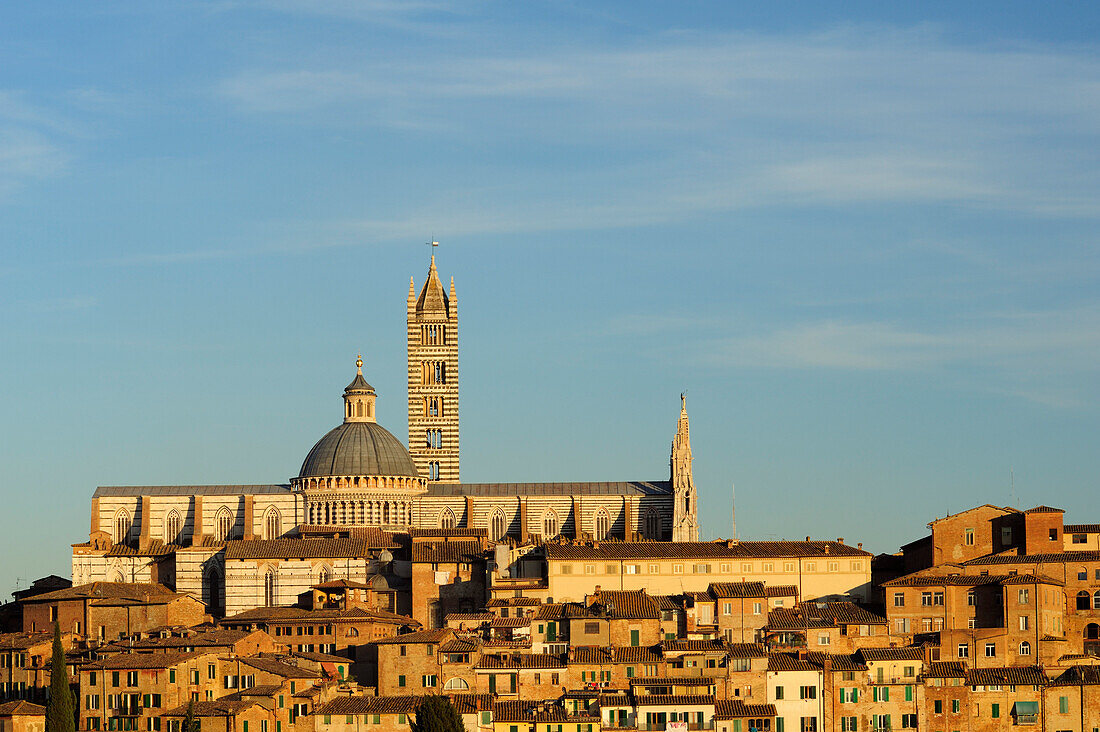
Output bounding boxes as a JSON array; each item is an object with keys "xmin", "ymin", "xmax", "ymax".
[{"xmin": 343, "ymin": 354, "xmax": 377, "ymax": 423}]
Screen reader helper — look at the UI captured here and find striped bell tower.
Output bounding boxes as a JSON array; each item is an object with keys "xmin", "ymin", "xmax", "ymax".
[{"xmin": 407, "ymin": 250, "xmax": 459, "ymax": 482}]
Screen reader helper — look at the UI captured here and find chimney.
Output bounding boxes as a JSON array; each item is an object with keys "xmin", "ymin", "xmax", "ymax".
[
  {"xmin": 824, "ymin": 545, "xmax": 830, "ymax": 555},
  {"xmin": 837, "ymin": 538, "xmax": 844, "ymax": 544},
  {"xmin": 857, "ymin": 543, "xmax": 863, "ymax": 550},
  {"xmin": 805, "ymin": 536, "xmax": 811, "ymax": 542}
]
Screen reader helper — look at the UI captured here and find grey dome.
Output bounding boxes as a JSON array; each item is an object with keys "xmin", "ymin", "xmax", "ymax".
[{"xmin": 299, "ymin": 421, "xmax": 420, "ymax": 479}]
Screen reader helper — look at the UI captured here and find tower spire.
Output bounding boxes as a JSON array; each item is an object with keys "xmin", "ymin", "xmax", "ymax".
[{"xmin": 671, "ymin": 393, "xmax": 698, "ymax": 542}]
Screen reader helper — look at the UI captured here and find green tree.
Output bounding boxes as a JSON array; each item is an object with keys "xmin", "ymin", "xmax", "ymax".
[
  {"xmin": 411, "ymin": 695, "xmax": 465, "ymax": 732},
  {"xmin": 182, "ymin": 699, "xmax": 199, "ymax": 732},
  {"xmin": 46, "ymin": 621, "xmax": 74, "ymax": 732}
]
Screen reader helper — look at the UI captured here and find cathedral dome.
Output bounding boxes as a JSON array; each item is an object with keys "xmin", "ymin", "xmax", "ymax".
[
  {"xmin": 298, "ymin": 421, "xmax": 420, "ymax": 479},
  {"xmin": 298, "ymin": 358, "xmax": 420, "ymax": 480}
]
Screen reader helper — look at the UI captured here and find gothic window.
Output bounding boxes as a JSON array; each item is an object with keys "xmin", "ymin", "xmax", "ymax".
[
  {"xmin": 434, "ymin": 362, "xmax": 446, "ymax": 384},
  {"xmin": 594, "ymin": 509, "xmax": 610, "ymax": 540},
  {"xmin": 264, "ymin": 568, "xmax": 278, "ymax": 607},
  {"xmin": 356, "ymin": 400, "xmax": 364, "ymax": 417},
  {"xmin": 112, "ymin": 570, "xmax": 125, "ymax": 583},
  {"xmin": 164, "ymin": 510, "xmax": 182, "ymax": 544},
  {"xmin": 440, "ymin": 508, "xmax": 456, "ymax": 529},
  {"xmin": 263, "ymin": 507, "xmax": 281, "ymax": 541},
  {"xmin": 204, "ymin": 566, "xmax": 222, "ymax": 612},
  {"xmin": 428, "ymin": 462, "xmax": 440, "ymax": 480},
  {"xmin": 214, "ymin": 507, "xmax": 234, "ymax": 542},
  {"xmin": 543, "ymin": 510, "xmax": 558, "ymax": 538},
  {"xmin": 645, "ymin": 509, "xmax": 661, "ymax": 540},
  {"xmin": 317, "ymin": 565, "xmax": 332, "ymax": 584},
  {"xmin": 114, "ymin": 510, "xmax": 132, "ymax": 544},
  {"xmin": 489, "ymin": 509, "xmax": 507, "ymax": 541},
  {"xmin": 429, "ymin": 398, "xmax": 440, "ymax": 417}
]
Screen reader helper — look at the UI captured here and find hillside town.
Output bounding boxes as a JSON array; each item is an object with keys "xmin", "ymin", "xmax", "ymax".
[{"xmin": 2, "ymin": 257, "xmax": 1096, "ymax": 731}]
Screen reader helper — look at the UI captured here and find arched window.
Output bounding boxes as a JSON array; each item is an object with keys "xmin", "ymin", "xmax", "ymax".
[
  {"xmin": 444, "ymin": 678, "xmax": 469, "ymax": 690},
  {"xmin": 346, "ymin": 628, "xmax": 359, "ymax": 638},
  {"xmin": 264, "ymin": 568, "xmax": 278, "ymax": 607},
  {"xmin": 594, "ymin": 509, "xmax": 610, "ymax": 540},
  {"xmin": 440, "ymin": 508, "xmax": 456, "ymax": 529},
  {"xmin": 1086, "ymin": 623, "xmax": 1100, "ymax": 640},
  {"xmin": 1094, "ymin": 591, "xmax": 1100, "ymax": 610},
  {"xmin": 356, "ymin": 401, "xmax": 364, "ymax": 417},
  {"xmin": 114, "ymin": 510, "xmax": 132, "ymax": 544},
  {"xmin": 317, "ymin": 565, "xmax": 332, "ymax": 584},
  {"xmin": 429, "ymin": 462, "xmax": 440, "ymax": 481},
  {"xmin": 542, "ymin": 510, "xmax": 558, "ymax": 539},
  {"xmin": 1019, "ymin": 641, "xmax": 1031, "ymax": 656},
  {"xmin": 645, "ymin": 509, "xmax": 661, "ymax": 540},
  {"xmin": 489, "ymin": 509, "xmax": 507, "ymax": 541},
  {"xmin": 1077, "ymin": 590, "xmax": 1091, "ymax": 610},
  {"xmin": 204, "ymin": 566, "xmax": 222, "ymax": 612},
  {"xmin": 214, "ymin": 507, "xmax": 234, "ymax": 542},
  {"xmin": 263, "ymin": 507, "xmax": 281, "ymax": 541},
  {"xmin": 164, "ymin": 510, "xmax": 182, "ymax": 544},
  {"xmin": 111, "ymin": 570, "xmax": 125, "ymax": 583}
]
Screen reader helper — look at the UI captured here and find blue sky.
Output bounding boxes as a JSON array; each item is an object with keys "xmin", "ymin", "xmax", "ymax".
[{"xmin": 2, "ymin": 1, "xmax": 1100, "ymax": 595}]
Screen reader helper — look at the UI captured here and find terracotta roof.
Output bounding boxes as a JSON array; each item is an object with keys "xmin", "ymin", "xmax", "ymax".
[
  {"xmin": 652, "ymin": 595, "xmax": 682, "ymax": 610},
  {"xmin": 104, "ymin": 540, "xmax": 177, "ymax": 557},
  {"xmin": 593, "ymin": 590, "xmax": 660, "ymax": 619},
  {"xmin": 1064, "ymin": 524, "xmax": 1100, "ymax": 534},
  {"xmin": 1049, "ymin": 665, "xmax": 1100, "ymax": 686},
  {"xmin": 708, "ymin": 582, "xmax": 766, "ymax": 599},
  {"xmin": 765, "ymin": 585, "xmax": 799, "ymax": 597},
  {"xmin": 661, "ymin": 639, "xmax": 733, "ymax": 654},
  {"xmin": 883, "ymin": 572, "xmax": 1063, "ymax": 587},
  {"xmin": 715, "ymin": 700, "xmax": 777, "ymax": 719},
  {"xmin": 614, "ymin": 646, "xmax": 662, "ymax": 663},
  {"xmin": 546, "ymin": 541, "xmax": 869, "ymax": 561},
  {"xmin": 475, "ymin": 653, "xmax": 565, "ymax": 669},
  {"xmin": 859, "ymin": 647, "xmax": 924, "ymax": 662},
  {"xmin": 490, "ymin": 617, "xmax": 532, "ymax": 628},
  {"xmin": 94, "ymin": 484, "xmax": 291, "ymax": 498},
  {"xmin": 295, "ymin": 526, "xmax": 404, "ymax": 548},
  {"xmin": 965, "ymin": 666, "xmax": 1048, "ymax": 686},
  {"xmin": 446, "ymin": 613, "xmax": 494, "ymax": 623},
  {"xmin": 0, "ymin": 632, "xmax": 53, "ymax": 651},
  {"xmin": 768, "ymin": 653, "xmax": 819, "ymax": 672},
  {"xmin": 224, "ymin": 538, "xmax": 387, "ymax": 560},
  {"xmin": 0, "ymin": 701, "xmax": 46, "ymax": 716},
  {"xmin": 313, "ymin": 579, "xmax": 371, "ymax": 589},
  {"xmin": 1025, "ymin": 505, "xmax": 1064, "ymax": 513},
  {"xmin": 727, "ymin": 643, "xmax": 768, "ymax": 659},
  {"xmin": 319, "ymin": 695, "xmax": 420, "ymax": 715},
  {"xmin": 293, "ymin": 650, "xmax": 350, "ymax": 663},
  {"xmin": 82, "ymin": 651, "xmax": 204, "ymax": 670},
  {"xmin": 22, "ymin": 582, "xmax": 181, "ymax": 605},
  {"xmin": 965, "ymin": 551, "xmax": 1100, "ymax": 565},
  {"xmin": 373, "ymin": 629, "xmax": 453, "ymax": 645},
  {"xmin": 447, "ymin": 693, "xmax": 496, "ymax": 714},
  {"xmin": 411, "ymin": 540, "xmax": 485, "ymax": 563},
  {"xmin": 767, "ymin": 602, "xmax": 885, "ymax": 631},
  {"xmin": 221, "ymin": 605, "xmax": 413, "ymax": 625},
  {"xmin": 122, "ymin": 629, "xmax": 254, "ymax": 650},
  {"xmin": 164, "ymin": 699, "xmax": 265, "ymax": 717},
  {"xmin": 410, "ymin": 528, "xmax": 488, "ymax": 538},
  {"xmin": 218, "ymin": 684, "xmax": 283, "ymax": 699},
  {"xmin": 635, "ymin": 695, "xmax": 715, "ymax": 707},
  {"xmin": 535, "ymin": 604, "xmax": 565, "ymax": 620},
  {"xmin": 927, "ymin": 505, "xmax": 1015, "ymax": 527},
  {"xmin": 807, "ymin": 652, "xmax": 865, "ymax": 672},
  {"xmin": 925, "ymin": 662, "xmax": 966, "ymax": 678},
  {"xmin": 237, "ymin": 656, "xmax": 320, "ymax": 678},
  {"xmin": 630, "ymin": 677, "xmax": 716, "ymax": 687},
  {"xmin": 440, "ymin": 639, "xmax": 480, "ymax": 653},
  {"xmin": 487, "ymin": 597, "xmax": 542, "ymax": 607}
]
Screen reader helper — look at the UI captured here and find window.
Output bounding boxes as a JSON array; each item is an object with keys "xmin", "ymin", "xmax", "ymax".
[
  {"xmin": 489, "ymin": 510, "xmax": 507, "ymax": 541},
  {"xmin": 422, "ymin": 675, "xmax": 437, "ymax": 687},
  {"xmin": 800, "ymin": 718, "xmax": 817, "ymax": 732},
  {"xmin": 1050, "ymin": 528, "xmax": 1058, "ymax": 541},
  {"xmin": 985, "ymin": 643, "xmax": 996, "ymax": 657},
  {"xmin": 264, "ymin": 568, "xmax": 277, "ymax": 607},
  {"xmin": 263, "ymin": 507, "xmax": 281, "ymax": 540},
  {"xmin": 952, "ymin": 700, "xmax": 960, "ymax": 714},
  {"xmin": 753, "ymin": 601, "xmax": 762, "ymax": 615},
  {"xmin": 649, "ymin": 564, "xmax": 659, "ymax": 574},
  {"xmin": 1019, "ymin": 615, "xmax": 1029, "ymax": 630},
  {"xmin": 694, "ymin": 564, "xmax": 711, "ymax": 574},
  {"xmin": 799, "ymin": 686, "xmax": 816, "ymax": 699},
  {"xmin": 1019, "ymin": 641, "xmax": 1031, "ymax": 656},
  {"xmin": 828, "ymin": 562, "xmax": 838, "ymax": 572},
  {"xmin": 439, "ymin": 509, "xmax": 455, "ymax": 529},
  {"xmin": 584, "ymin": 622, "xmax": 599, "ymax": 634},
  {"xmin": 542, "ymin": 511, "xmax": 558, "ymax": 538},
  {"xmin": 1001, "ymin": 527, "xmax": 1012, "ymax": 544},
  {"xmin": 1018, "ymin": 588, "xmax": 1029, "ymax": 604},
  {"xmin": 964, "ymin": 528, "xmax": 974, "ymax": 545},
  {"xmin": 774, "ymin": 686, "xmax": 783, "ymax": 700},
  {"xmin": 892, "ymin": 593, "xmax": 905, "ymax": 607},
  {"xmin": 921, "ymin": 592, "xmax": 932, "ymax": 607},
  {"xmin": 1059, "ymin": 696, "xmax": 1069, "ymax": 714},
  {"xmin": 594, "ymin": 510, "xmax": 610, "ymax": 540},
  {"xmin": 214, "ymin": 507, "xmax": 233, "ymax": 541},
  {"xmin": 805, "ymin": 562, "xmax": 816, "ymax": 572},
  {"xmin": 957, "ymin": 643, "xmax": 969, "ymax": 658},
  {"xmin": 933, "ymin": 591, "xmax": 944, "ymax": 606},
  {"xmin": 967, "ymin": 590, "xmax": 976, "ymax": 606},
  {"xmin": 1072, "ymin": 533, "xmax": 1087, "ymax": 543},
  {"xmin": 428, "ymin": 462, "xmax": 440, "ymax": 481},
  {"xmin": 933, "ymin": 700, "xmax": 942, "ymax": 715},
  {"xmin": 164, "ymin": 510, "xmax": 182, "ymax": 544},
  {"xmin": 606, "ymin": 564, "xmax": 617, "ymax": 574},
  {"xmin": 114, "ymin": 510, "xmax": 132, "ymax": 544},
  {"xmin": 626, "ymin": 564, "xmax": 638, "ymax": 575},
  {"xmin": 559, "ymin": 564, "xmax": 573, "ymax": 575},
  {"xmin": 644, "ymin": 510, "xmax": 662, "ymax": 540},
  {"xmin": 723, "ymin": 602, "xmax": 732, "ymax": 615},
  {"xmin": 673, "ymin": 564, "xmax": 683, "ymax": 574},
  {"xmin": 398, "ymin": 675, "xmax": 406, "ymax": 688},
  {"xmin": 991, "ymin": 704, "xmax": 999, "ymax": 719},
  {"xmin": 841, "ymin": 718, "xmax": 858, "ymax": 732}
]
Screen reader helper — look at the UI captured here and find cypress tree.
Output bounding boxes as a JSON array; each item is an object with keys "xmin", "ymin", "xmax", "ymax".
[
  {"xmin": 46, "ymin": 621, "xmax": 74, "ymax": 732},
  {"xmin": 183, "ymin": 699, "xmax": 198, "ymax": 732},
  {"xmin": 411, "ymin": 695, "xmax": 464, "ymax": 732}
]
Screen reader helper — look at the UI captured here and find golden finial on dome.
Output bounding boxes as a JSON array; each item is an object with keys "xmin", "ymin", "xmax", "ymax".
[{"xmin": 356, "ymin": 353, "xmax": 363, "ymax": 373}]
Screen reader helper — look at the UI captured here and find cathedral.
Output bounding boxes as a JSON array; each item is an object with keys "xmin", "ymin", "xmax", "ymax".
[{"xmin": 71, "ymin": 254, "xmax": 699, "ymax": 613}]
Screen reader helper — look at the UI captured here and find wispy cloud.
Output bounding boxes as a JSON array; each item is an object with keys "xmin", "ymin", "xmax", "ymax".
[{"xmin": 214, "ymin": 25, "xmax": 1100, "ymax": 234}]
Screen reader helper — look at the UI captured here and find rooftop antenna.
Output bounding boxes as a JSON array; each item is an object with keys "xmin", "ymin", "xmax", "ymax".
[
  {"xmin": 731, "ymin": 483, "xmax": 737, "ymax": 541},
  {"xmin": 1011, "ymin": 467, "xmax": 1017, "ymax": 508}
]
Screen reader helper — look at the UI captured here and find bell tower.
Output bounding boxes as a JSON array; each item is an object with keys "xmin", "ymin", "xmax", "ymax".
[
  {"xmin": 408, "ymin": 249, "xmax": 459, "ymax": 482},
  {"xmin": 671, "ymin": 394, "xmax": 698, "ymax": 541}
]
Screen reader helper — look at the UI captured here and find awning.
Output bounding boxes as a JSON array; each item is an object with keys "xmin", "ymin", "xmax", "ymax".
[{"xmin": 1014, "ymin": 701, "xmax": 1039, "ymax": 715}]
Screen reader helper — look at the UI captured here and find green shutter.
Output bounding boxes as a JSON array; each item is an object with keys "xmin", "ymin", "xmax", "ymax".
[
  {"xmin": 883, "ymin": 687, "xmax": 889, "ymax": 702},
  {"xmin": 905, "ymin": 685, "xmax": 912, "ymax": 701},
  {"xmin": 399, "ymin": 675, "xmax": 406, "ymax": 687},
  {"xmin": 490, "ymin": 675, "xmax": 497, "ymax": 693},
  {"xmin": 1060, "ymin": 697, "xmax": 1069, "ymax": 714},
  {"xmin": 991, "ymin": 704, "xmax": 999, "ymax": 719},
  {"xmin": 733, "ymin": 722, "xmax": 742, "ymax": 732}
]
